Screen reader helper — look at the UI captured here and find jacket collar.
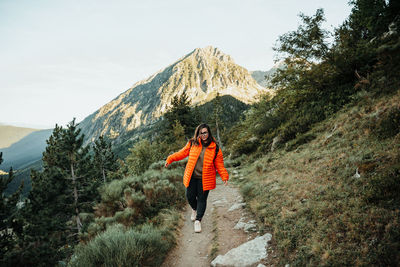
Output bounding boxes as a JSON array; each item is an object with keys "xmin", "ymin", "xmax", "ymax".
[{"xmin": 197, "ymin": 137, "xmax": 216, "ymax": 149}]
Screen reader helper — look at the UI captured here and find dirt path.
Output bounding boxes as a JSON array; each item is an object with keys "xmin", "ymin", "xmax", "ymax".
[{"xmin": 162, "ymin": 178, "xmax": 260, "ymax": 267}]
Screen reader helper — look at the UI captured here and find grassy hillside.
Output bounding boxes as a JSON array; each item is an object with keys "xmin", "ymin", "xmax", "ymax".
[
  {"xmin": 0, "ymin": 125, "xmax": 38, "ymax": 148},
  {"xmin": 232, "ymin": 89, "xmax": 400, "ymax": 266}
]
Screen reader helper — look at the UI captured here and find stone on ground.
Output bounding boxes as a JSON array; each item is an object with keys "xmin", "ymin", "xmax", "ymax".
[{"xmin": 211, "ymin": 233, "xmax": 272, "ymax": 267}]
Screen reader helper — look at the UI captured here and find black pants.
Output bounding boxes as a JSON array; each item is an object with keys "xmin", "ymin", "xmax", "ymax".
[{"xmin": 186, "ymin": 178, "xmax": 209, "ymax": 221}]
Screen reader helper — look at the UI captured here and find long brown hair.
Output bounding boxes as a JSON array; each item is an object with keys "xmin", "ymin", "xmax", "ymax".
[{"xmin": 190, "ymin": 123, "xmax": 215, "ymax": 146}]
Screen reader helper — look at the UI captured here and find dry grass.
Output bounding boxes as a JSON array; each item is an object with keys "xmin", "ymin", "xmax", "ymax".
[{"xmin": 235, "ymin": 89, "xmax": 400, "ymax": 266}]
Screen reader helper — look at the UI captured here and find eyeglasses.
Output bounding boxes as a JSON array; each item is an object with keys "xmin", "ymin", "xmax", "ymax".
[{"xmin": 200, "ymin": 131, "xmax": 209, "ymax": 136}]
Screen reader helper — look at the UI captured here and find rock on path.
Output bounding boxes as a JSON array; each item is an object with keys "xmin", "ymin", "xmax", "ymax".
[{"xmin": 211, "ymin": 234, "xmax": 272, "ymax": 267}]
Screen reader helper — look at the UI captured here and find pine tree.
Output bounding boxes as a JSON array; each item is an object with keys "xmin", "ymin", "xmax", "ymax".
[
  {"xmin": 16, "ymin": 119, "xmax": 98, "ymax": 265},
  {"xmin": 171, "ymin": 120, "xmax": 187, "ymax": 151},
  {"xmin": 213, "ymin": 93, "xmax": 224, "ymax": 149},
  {"xmin": 93, "ymin": 135, "xmax": 119, "ymax": 184},
  {"xmin": 20, "ymin": 167, "xmax": 73, "ymax": 266},
  {"xmin": 274, "ymin": 8, "xmax": 329, "ymax": 63},
  {"xmin": 0, "ymin": 161, "xmax": 25, "ymax": 265},
  {"xmin": 61, "ymin": 119, "xmax": 85, "ymax": 233},
  {"xmin": 164, "ymin": 91, "xmax": 198, "ymax": 137}
]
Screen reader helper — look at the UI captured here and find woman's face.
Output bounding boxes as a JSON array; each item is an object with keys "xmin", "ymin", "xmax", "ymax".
[{"xmin": 199, "ymin": 127, "xmax": 209, "ymax": 141}]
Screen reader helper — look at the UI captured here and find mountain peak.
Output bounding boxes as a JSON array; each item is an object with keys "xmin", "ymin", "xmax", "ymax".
[
  {"xmin": 190, "ymin": 46, "xmax": 233, "ymax": 63},
  {"xmin": 193, "ymin": 45, "xmax": 220, "ymax": 54},
  {"xmin": 79, "ymin": 47, "xmax": 273, "ymax": 142}
]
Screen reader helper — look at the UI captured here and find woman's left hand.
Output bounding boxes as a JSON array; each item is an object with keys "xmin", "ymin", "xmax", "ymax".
[{"xmin": 223, "ymin": 180, "xmax": 228, "ymax": 186}]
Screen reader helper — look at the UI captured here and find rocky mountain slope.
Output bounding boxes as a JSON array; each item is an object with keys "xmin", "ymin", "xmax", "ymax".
[{"xmin": 78, "ymin": 46, "xmax": 273, "ymax": 143}]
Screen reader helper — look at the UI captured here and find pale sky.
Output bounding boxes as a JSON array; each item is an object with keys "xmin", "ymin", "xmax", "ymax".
[{"xmin": 0, "ymin": 0, "xmax": 352, "ymax": 129}]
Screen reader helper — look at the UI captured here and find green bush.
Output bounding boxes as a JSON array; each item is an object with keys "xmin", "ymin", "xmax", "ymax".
[
  {"xmin": 125, "ymin": 189, "xmax": 147, "ymax": 211},
  {"xmin": 98, "ymin": 179, "xmax": 127, "ymax": 203},
  {"xmin": 69, "ymin": 224, "xmax": 173, "ymax": 267},
  {"xmin": 225, "ymin": 154, "xmax": 247, "ymax": 168},
  {"xmin": 277, "ymin": 105, "xmax": 325, "ymax": 144},
  {"xmin": 149, "ymin": 160, "xmax": 165, "ymax": 170},
  {"xmin": 372, "ymin": 107, "xmax": 400, "ymax": 139},
  {"xmin": 126, "ymin": 139, "xmax": 158, "ymax": 175},
  {"xmin": 143, "ymin": 178, "xmax": 185, "ymax": 214},
  {"xmin": 114, "ymin": 208, "xmax": 137, "ymax": 225},
  {"xmin": 151, "ymin": 208, "xmax": 181, "ymax": 235},
  {"xmin": 88, "ymin": 168, "xmax": 185, "ymax": 237},
  {"xmin": 364, "ymin": 163, "xmax": 400, "ymax": 208},
  {"xmin": 231, "ymin": 136, "xmax": 259, "ymax": 157},
  {"xmin": 240, "ymin": 181, "xmax": 256, "ymax": 200},
  {"xmin": 285, "ymin": 133, "xmax": 316, "ymax": 151}
]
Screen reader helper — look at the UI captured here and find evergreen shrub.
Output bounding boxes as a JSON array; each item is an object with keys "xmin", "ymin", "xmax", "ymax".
[
  {"xmin": 69, "ymin": 224, "xmax": 172, "ymax": 267},
  {"xmin": 114, "ymin": 208, "xmax": 137, "ymax": 225},
  {"xmin": 231, "ymin": 136, "xmax": 259, "ymax": 157},
  {"xmin": 125, "ymin": 189, "xmax": 147, "ymax": 212},
  {"xmin": 126, "ymin": 139, "xmax": 157, "ymax": 175},
  {"xmin": 224, "ymin": 157, "xmax": 242, "ymax": 168},
  {"xmin": 87, "ymin": 168, "xmax": 185, "ymax": 238},
  {"xmin": 149, "ymin": 160, "xmax": 165, "ymax": 171},
  {"xmin": 99, "ymin": 177, "xmax": 136, "ymax": 204}
]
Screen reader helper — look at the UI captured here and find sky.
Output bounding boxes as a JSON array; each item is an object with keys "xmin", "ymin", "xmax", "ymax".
[{"xmin": 0, "ymin": 0, "xmax": 352, "ymax": 129}]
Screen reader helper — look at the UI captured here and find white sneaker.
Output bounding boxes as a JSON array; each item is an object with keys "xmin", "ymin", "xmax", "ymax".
[
  {"xmin": 191, "ymin": 209, "xmax": 196, "ymax": 221},
  {"xmin": 194, "ymin": 220, "xmax": 201, "ymax": 233}
]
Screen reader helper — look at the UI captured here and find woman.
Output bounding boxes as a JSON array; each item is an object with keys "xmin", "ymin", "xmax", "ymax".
[{"xmin": 165, "ymin": 123, "xmax": 229, "ymax": 233}]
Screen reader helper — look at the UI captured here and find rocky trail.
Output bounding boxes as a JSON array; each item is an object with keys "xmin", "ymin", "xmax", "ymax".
[{"xmin": 162, "ymin": 169, "xmax": 278, "ymax": 267}]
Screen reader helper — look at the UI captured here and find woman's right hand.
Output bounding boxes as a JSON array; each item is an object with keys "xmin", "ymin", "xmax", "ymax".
[{"xmin": 164, "ymin": 162, "xmax": 169, "ymax": 168}]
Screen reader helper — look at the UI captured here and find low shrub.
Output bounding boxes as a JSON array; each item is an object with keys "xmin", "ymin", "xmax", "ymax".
[
  {"xmin": 149, "ymin": 160, "xmax": 165, "ymax": 171},
  {"xmin": 99, "ymin": 176, "xmax": 142, "ymax": 204},
  {"xmin": 126, "ymin": 139, "xmax": 158, "ymax": 175},
  {"xmin": 150, "ymin": 208, "xmax": 181, "ymax": 237},
  {"xmin": 277, "ymin": 106, "xmax": 325, "ymax": 145},
  {"xmin": 364, "ymin": 162, "xmax": 400, "ymax": 209},
  {"xmin": 371, "ymin": 107, "xmax": 400, "ymax": 139},
  {"xmin": 285, "ymin": 133, "xmax": 317, "ymax": 151},
  {"xmin": 231, "ymin": 136, "xmax": 259, "ymax": 157},
  {"xmin": 143, "ymin": 179, "xmax": 185, "ymax": 214},
  {"xmin": 240, "ymin": 181, "xmax": 256, "ymax": 200},
  {"xmin": 69, "ymin": 224, "xmax": 173, "ymax": 267},
  {"xmin": 225, "ymin": 154, "xmax": 247, "ymax": 167},
  {"xmin": 88, "ymin": 168, "xmax": 185, "ymax": 237},
  {"xmin": 114, "ymin": 208, "xmax": 138, "ymax": 226}
]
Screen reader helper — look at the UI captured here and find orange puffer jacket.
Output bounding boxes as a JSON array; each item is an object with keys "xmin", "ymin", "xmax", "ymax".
[{"xmin": 166, "ymin": 139, "xmax": 229, "ymax": 191}]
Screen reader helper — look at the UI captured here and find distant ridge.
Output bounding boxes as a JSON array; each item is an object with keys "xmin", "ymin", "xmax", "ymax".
[
  {"xmin": 0, "ymin": 129, "xmax": 52, "ymax": 171},
  {"xmin": 0, "ymin": 125, "xmax": 39, "ymax": 149}
]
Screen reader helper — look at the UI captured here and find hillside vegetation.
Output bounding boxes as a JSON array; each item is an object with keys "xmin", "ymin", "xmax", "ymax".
[
  {"xmin": 222, "ymin": 1, "xmax": 400, "ymax": 265},
  {"xmin": 233, "ymin": 89, "xmax": 400, "ymax": 265}
]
